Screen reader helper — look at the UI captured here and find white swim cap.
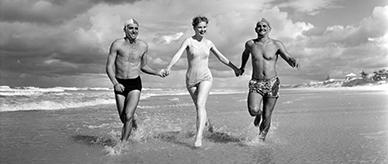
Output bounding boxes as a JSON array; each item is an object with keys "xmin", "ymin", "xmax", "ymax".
[
  {"xmin": 257, "ymin": 18, "xmax": 270, "ymax": 28},
  {"xmin": 124, "ymin": 18, "xmax": 139, "ymax": 26}
]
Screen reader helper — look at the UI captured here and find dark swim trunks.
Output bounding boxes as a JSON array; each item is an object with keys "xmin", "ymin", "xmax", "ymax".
[
  {"xmin": 248, "ymin": 76, "xmax": 280, "ymax": 98},
  {"xmin": 115, "ymin": 76, "xmax": 142, "ymax": 95}
]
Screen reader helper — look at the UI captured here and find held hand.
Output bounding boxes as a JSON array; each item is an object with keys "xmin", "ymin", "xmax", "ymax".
[
  {"xmin": 239, "ymin": 68, "xmax": 245, "ymax": 76},
  {"xmin": 159, "ymin": 69, "xmax": 166, "ymax": 78},
  {"xmin": 164, "ymin": 68, "xmax": 171, "ymax": 77},
  {"xmin": 292, "ymin": 59, "xmax": 300, "ymax": 70},
  {"xmin": 290, "ymin": 58, "xmax": 299, "ymax": 69},
  {"xmin": 160, "ymin": 69, "xmax": 170, "ymax": 77},
  {"xmin": 233, "ymin": 68, "xmax": 243, "ymax": 77}
]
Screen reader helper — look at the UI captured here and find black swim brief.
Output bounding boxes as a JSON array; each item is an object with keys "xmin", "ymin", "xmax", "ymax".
[{"xmin": 114, "ymin": 76, "xmax": 142, "ymax": 95}]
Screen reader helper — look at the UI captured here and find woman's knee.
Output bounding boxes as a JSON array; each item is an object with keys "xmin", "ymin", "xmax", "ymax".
[
  {"xmin": 195, "ymin": 98, "xmax": 207, "ymax": 110},
  {"xmin": 196, "ymin": 103, "xmax": 207, "ymax": 110}
]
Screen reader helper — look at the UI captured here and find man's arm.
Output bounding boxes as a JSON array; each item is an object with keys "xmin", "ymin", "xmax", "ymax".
[
  {"xmin": 276, "ymin": 40, "xmax": 298, "ymax": 68},
  {"xmin": 240, "ymin": 41, "xmax": 251, "ymax": 73},
  {"xmin": 140, "ymin": 43, "xmax": 163, "ymax": 77},
  {"xmin": 106, "ymin": 41, "xmax": 119, "ymax": 86}
]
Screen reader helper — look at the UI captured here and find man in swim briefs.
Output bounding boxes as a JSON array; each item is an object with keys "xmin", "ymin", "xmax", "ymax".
[
  {"xmin": 239, "ymin": 18, "xmax": 299, "ymax": 141},
  {"xmin": 106, "ymin": 18, "xmax": 165, "ymax": 142}
]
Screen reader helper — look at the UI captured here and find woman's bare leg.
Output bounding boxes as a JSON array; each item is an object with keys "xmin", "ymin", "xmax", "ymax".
[{"xmin": 187, "ymin": 81, "xmax": 212, "ymax": 147}]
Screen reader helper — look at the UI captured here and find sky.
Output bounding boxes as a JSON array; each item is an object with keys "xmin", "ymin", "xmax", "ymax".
[{"xmin": 0, "ymin": 0, "xmax": 387, "ymax": 88}]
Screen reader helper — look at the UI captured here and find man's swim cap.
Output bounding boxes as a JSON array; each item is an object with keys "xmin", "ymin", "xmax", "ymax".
[
  {"xmin": 257, "ymin": 18, "xmax": 270, "ymax": 28},
  {"xmin": 124, "ymin": 18, "xmax": 139, "ymax": 26}
]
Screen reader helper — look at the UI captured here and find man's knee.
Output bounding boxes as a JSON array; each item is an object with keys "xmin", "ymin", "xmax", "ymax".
[
  {"xmin": 119, "ymin": 115, "xmax": 126, "ymax": 123},
  {"xmin": 248, "ymin": 105, "xmax": 261, "ymax": 116},
  {"xmin": 124, "ymin": 114, "xmax": 134, "ymax": 123}
]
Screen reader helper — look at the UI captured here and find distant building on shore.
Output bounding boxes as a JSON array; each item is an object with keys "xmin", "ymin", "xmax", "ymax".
[{"xmin": 345, "ymin": 73, "xmax": 357, "ymax": 81}]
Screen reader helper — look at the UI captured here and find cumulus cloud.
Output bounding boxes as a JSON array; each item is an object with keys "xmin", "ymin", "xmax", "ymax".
[
  {"xmin": 0, "ymin": 0, "xmax": 90, "ymax": 24},
  {"xmin": 277, "ymin": 0, "xmax": 338, "ymax": 15},
  {"xmin": 1, "ymin": 0, "xmax": 386, "ymax": 87},
  {"xmin": 43, "ymin": 59, "xmax": 78, "ymax": 68},
  {"xmin": 153, "ymin": 32, "xmax": 184, "ymax": 44},
  {"xmin": 0, "ymin": 0, "xmax": 139, "ymax": 24},
  {"xmin": 291, "ymin": 5, "xmax": 388, "ymax": 79},
  {"xmin": 0, "ymin": 0, "xmax": 327, "ymax": 87}
]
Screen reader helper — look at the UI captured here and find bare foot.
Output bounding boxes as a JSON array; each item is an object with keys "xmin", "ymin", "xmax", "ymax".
[
  {"xmin": 205, "ymin": 120, "xmax": 214, "ymax": 133},
  {"xmin": 259, "ymin": 131, "xmax": 267, "ymax": 141},
  {"xmin": 112, "ymin": 141, "xmax": 126, "ymax": 155},
  {"xmin": 132, "ymin": 119, "xmax": 138, "ymax": 130},
  {"xmin": 194, "ymin": 139, "xmax": 202, "ymax": 147}
]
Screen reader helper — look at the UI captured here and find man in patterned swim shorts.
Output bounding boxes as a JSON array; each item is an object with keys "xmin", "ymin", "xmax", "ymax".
[{"xmin": 239, "ymin": 18, "xmax": 298, "ymax": 141}]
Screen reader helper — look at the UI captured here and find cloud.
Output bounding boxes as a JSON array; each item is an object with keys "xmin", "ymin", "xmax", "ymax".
[
  {"xmin": 1, "ymin": 0, "xmax": 386, "ymax": 87},
  {"xmin": 309, "ymin": 5, "xmax": 388, "ymax": 47},
  {"xmin": 148, "ymin": 57, "xmax": 168, "ymax": 66},
  {"xmin": 0, "ymin": 0, "xmax": 90, "ymax": 24},
  {"xmin": 43, "ymin": 58, "xmax": 78, "ymax": 68},
  {"xmin": 153, "ymin": 32, "xmax": 184, "ymax": 44},
  {"xmin": 94, "ymin": 0, "xmax": 139, "ymax": 5},
  {"xmin": 0, "ymin": 0, "xmax": 322, "ymax": 87},
  {"xmin": 277, "ymin": 0, "xmax": 338, "ymax": 15},
  {"xmin": 290, "ymin": 5, "xmax": 388, "ymax": 79},
  {"xmin": 0, "ymin": 0, "xmax": 140, "ymax": 24}
]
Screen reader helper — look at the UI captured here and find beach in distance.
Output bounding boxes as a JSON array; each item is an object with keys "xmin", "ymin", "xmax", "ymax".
[{"xmin": 1, "ymin": 86, "xmax": 387, "ymax": 164}]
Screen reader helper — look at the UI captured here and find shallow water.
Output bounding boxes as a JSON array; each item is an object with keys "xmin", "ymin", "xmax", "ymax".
[{"xmin": 1, "ymin": 88, "xmax": 387, "ymax": 164}]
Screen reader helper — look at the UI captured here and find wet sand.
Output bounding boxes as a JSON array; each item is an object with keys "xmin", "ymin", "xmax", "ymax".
[{"xmin": 1, "ymin": 88, "xmax": 387, "ymax": 164}]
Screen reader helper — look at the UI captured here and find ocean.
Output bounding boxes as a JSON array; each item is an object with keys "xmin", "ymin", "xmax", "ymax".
[{"xmin": 0, "ymin": 86, "xmax": 387, "ymax": 164}]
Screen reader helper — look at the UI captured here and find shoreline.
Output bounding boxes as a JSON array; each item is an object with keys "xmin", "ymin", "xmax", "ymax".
[
  {"xmin": 282, "ymin": 83, "xmax": 388, "ymax": 91},
  {"xmin": 1, "ymin": 89, "xmax": 387, "ymax": 164}
]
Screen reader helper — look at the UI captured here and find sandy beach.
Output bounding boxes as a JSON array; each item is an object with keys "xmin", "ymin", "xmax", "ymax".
[{"xmin": 1, "ymin": 87, "xmax": 387, "ymax": 164}]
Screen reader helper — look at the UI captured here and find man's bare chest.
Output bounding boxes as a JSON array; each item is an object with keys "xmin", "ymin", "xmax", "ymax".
[
  {"xmin": 251, "ymin": 44, "xmax": 278, "ymax": 60},
  {"xmin": 117, "ymin": 46, "xmax": 144, "ymax": 61}
]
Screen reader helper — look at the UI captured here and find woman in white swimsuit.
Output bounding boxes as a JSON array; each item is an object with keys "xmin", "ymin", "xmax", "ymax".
[{"xmin": 164, "ymin": 16, "xmax": 241, "ymax": 147}]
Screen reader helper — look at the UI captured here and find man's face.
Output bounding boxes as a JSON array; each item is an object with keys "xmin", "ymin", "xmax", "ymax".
[
  {"xmin": 255, "ymin": 22, "xmax": 270, "ymax": 36},
  {"xmin": 194, "ymin": 21, "xmax": 207, "ymax": 36},
  {"xmin": 124, "ymin": 24, "xmax": 139, "ymax": 39}
]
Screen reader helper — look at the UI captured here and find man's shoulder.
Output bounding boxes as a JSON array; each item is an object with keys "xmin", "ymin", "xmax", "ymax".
[
  {"xmin": 111, "ymin": 38, "xmax": 125, "ymax": 46},
  {"xmin": 114, "ymin": 38, "xmax": 126, "ymax": 43},
  {"xmin": 136, "ymin": 39, "xmax": 147, "ymax": 44},
  {"xmin": 271, "ymin": 39, "xmax": 283, "ymax": 45},
  {"xmin": 137, "ymin": 39, "xmax": 148, "ymax": 48},
  {"xmin": 245, "ymin": 39, "xmax": 255, "ymax": 46}
]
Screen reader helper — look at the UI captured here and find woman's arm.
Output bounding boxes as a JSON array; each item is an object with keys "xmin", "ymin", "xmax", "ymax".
[
  {"xmin": 166, "ymin": 39, "xmax": 189, "ymax": 71},
  {"xmin": 209, "ymin": 41, "xmax": 241, "ymax": 76}
]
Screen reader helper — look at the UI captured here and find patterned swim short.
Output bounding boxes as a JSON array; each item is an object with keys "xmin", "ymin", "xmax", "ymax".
[{"xmin": 248, "ymin": 76, "xmax": 280, "ymax": 98}]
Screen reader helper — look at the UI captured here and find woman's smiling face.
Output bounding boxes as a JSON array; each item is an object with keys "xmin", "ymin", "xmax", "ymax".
[{"xmin": 194, "ymin": 21, "xmax": 207, "ymax": 36}]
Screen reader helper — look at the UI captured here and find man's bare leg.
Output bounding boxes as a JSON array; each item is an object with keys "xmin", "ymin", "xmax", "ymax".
[
  {"xmin": 259, "ymin": 97, "xmax": 277, "ymax": 141},
  {"xmin": 115, "ymin": 93, "xmax": 126, "ymax": 139},
  {"xmin": 121, "ymin": 90, "xmax": 141, "ymax": 141},
  {"xmin": 247, "ymin": 91, "xmax": 263, "ymax": 126}
]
